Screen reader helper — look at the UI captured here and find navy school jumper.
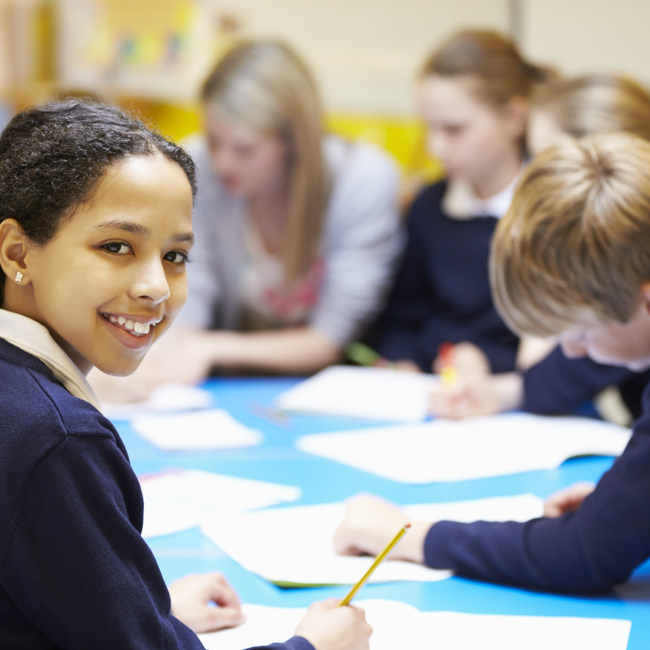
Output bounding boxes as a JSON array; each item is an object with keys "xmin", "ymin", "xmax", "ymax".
[
  {"xmin": 372, "ymin": 180, "xmax": 519, "ymax": 373},
  {"xmin": 0, "ymin": 338, "xmax": 312, "ymax": 650}
]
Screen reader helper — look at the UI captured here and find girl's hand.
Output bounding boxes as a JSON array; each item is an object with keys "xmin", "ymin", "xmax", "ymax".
[
  {"xmin": 430, "ymin": 343, "xmax": 523, "ymax": 419},
  {"xmin": 293, "ymin": 598, "xmax": 372, "ymax": 650},
  {"xmin": 169, "ymin": 572, "xmax": 245, "ymax": 633},
  {"xmin": 543, "ymin": 482, "xmax": 596, "ymax": 518},
  {"xmin": 332, "ymin": 494, "xmax": 430, "ymax": 565}
]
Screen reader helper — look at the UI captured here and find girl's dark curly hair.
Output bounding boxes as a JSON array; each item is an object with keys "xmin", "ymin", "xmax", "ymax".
[{"xmin": 0, "ymin": 99, "xmax": 197, "ymax": 305}]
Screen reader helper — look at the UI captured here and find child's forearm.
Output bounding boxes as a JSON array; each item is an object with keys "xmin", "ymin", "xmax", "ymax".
[{"xmin": 204, "ymin": 326, "xmax": 341, "ymax": 374}]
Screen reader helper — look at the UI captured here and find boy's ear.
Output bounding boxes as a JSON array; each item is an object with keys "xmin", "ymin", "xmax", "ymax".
[{"xmin": 0, "ymin": 219, "xmax": 31, "ymax": 285}]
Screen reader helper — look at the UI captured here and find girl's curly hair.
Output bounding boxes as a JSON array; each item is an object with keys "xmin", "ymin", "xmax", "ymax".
[{"xmin": 0, "ymin": 99, "xmax": 197, "ymax": 305}]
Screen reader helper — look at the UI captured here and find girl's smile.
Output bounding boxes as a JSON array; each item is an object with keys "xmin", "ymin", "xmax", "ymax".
[{"xmin": 5, "ymin": 155, "xmax": 194, "ymax": 376}]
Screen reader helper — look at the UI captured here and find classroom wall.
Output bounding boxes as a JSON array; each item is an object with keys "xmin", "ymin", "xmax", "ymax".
[
  {"xmin": 521, "ymin": 0, "xmax": 650, "ymax": 85},
  {"xmin": 3, "ymin": 0, "xmax": 650, "ymax": 175},
  {"xmin": 228, "ymin": 0, "xmax": 511, "ymax": 115}
]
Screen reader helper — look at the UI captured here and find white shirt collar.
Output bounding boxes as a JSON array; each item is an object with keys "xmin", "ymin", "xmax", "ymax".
[
  {"xmin": 442, "ymin": 171, "xmax": 522, "ymax": 220},
  {"xmin": 0, "ymin": 309, "xmax": 102, "ymax": 411}
]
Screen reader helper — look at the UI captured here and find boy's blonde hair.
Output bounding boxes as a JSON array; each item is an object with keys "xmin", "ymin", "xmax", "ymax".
[
  {"xmin": 491, "ymin": 132, "xmax": 650, "ymax": 337},
  {"xmin": 532, "ymin": 74, "xmax": 650, "ymax": 142},
  {"xmin": 201, "ymin": 40, "xmax": 328, "ymax": 282}
]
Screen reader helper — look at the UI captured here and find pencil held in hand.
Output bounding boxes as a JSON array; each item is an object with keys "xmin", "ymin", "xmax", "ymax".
[
  {"xmin": 439, "ymin": 342, "xmax": 458, "ymax": 388},
  {"xmin": 339, "ymin": 523, "xmax": 411, "ymax": 606}
]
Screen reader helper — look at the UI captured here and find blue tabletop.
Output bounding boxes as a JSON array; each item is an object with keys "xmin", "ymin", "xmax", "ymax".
[{"xmin": 114, "ymin": 377, "xmax": 650, "ymax": 649}]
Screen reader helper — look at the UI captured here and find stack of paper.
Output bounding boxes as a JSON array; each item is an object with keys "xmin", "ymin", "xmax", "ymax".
[
  {"xmin": 102, "ymin": 383, "xmax": 213, "ymax": 420},
  {"xmin": 296, "ymin": 413, "xmax": 631, "ymax": 483},
  {"xmin": 198, "ymin": 599, "xmax": 631, "ymax": 650},
  {"xmin": 275, "ymin": 365, "xmax": 440, "ymax": 422},
  {"xmin": 200, "ymin": 494, "xmax": 544, "ymax": 587},
  {"xmin": 139, "ymin": 469, "xmax": 300, "ymax": 538},
  {"xmin": 132, "ymin": 409, "xmax": 263, "ymax": 451}
]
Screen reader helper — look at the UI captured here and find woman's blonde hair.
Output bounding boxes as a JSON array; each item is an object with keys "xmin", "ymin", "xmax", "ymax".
[
  {"xmin": 491, "ymin": 132, "xmax": 650, "ymax": 337},
  {"xmin": 202, "ymin": 40, "xmax": 328, "ymax": 281},
  {"xmin": 532, "ymin": 74, "xmax": 650, "ymax": 142},
  {"xmin": 421, "ymin": 30, "xmax": 552, "ymax": 108}
]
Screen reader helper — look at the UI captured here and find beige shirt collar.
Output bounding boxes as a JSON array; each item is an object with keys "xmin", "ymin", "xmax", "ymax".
[{"xmin": 0, "ymin": 309, "xmax": 102, "ymax": 411}]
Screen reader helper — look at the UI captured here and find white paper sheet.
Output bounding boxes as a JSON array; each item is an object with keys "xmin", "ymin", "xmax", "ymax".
[
  {"xmin": 132, "ymin": 409, "xmax": 263, "ymax": 451},
  {"xmin": 139, "ymin": 469, "xmax": 301, "ymax": 538},
  {"xmin": 275, "ymin": 365, "xmax": 440, "ymax": 422},
  {"xmin": 101, "ymin": 383, "xmax": 213, "ymax": 420},
  {"xmin": 296, "ymin": 413, "xmax": 631, "ymax": 483},
  {"xmin": 198, "ymin": 599, "xmax": 632, "ymax": 650},
  {"xmin": 200, "ymin": 494, "xmax": 544, "ymax": 587}
]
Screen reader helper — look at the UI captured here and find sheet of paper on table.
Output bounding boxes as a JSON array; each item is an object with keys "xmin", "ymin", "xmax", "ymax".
[
  {"xmin": 101, "ymin": 383, "xmax": 213, "ymax": 420},
  {"xmin": 295, "ymin": 412, "xmax": 631, "ymax": 483},
  {"xmin": 139, "ymin": 469, "xmax": 300, "ymax": 538},
  {"xmin": 200, "ymin": 494, "xmax": 544, "ymax": 587},
  {"xmin": 131, "ymin": 409, "xmax": 263, "ymax": 451},
  {"xmin": 275, "ymin": 365, "xmax": 440, "ymax": 422},
  {"xmin": 198, "ymin": 599, "xmax": 631, "ymax": 650}
]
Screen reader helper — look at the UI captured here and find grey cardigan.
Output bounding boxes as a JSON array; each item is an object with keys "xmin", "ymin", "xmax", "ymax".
[{"xmin": 177, "ymin": 135, "xmax": 403, "ymax": 347}]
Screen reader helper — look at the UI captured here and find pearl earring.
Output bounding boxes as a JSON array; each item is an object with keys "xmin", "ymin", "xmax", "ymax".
[{"xmin": 14, "ymin": 272, "xmax": 23, "ymax": 283}]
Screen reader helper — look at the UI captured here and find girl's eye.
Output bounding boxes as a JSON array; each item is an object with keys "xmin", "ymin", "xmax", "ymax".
[
  {"xmin": 164, "ymin": 251, "xmax": 189, "ymax": 265},
  {"xmin": 103, "ymin": 242, "xmax": 131, "ymax": 255}
]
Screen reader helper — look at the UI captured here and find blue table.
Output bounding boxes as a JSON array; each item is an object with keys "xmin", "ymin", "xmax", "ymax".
[{"xmin": 114, "ymin": 378, "xmax": 650, "ymax": 648}]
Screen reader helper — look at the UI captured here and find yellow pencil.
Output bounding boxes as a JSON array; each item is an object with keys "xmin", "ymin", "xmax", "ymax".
[{"xmin": 339, "ymin": 523, "xmax": 411, "ymax": 606}]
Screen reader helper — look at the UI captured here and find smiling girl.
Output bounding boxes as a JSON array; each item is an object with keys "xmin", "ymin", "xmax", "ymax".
[{"xmin": 0, "ymin": 100, "xmax": 371, "ymax": 650}]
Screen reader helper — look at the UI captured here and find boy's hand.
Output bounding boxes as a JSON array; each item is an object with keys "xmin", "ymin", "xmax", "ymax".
[
  {"xmin": 169, "ymin": 572, "xmax": 245, "ymax": 633},
  {"xmin": 332, "ymin": 494, "xmax": 430, "ymax": 565},
  {"xmin": 543, "ymin": 482, "xmax": 596, "ymax": 518},
  {"xmin": 430, "ymin": 343, "xmax": 523, "ymax": 419},
  {"xmin": 294, "ymin": 598, "xmax": 372, "ymax": 650}
]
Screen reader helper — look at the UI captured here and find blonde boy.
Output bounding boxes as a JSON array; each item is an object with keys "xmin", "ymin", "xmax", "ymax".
[{"xmin": 334, "ymin": 132, "xmax": 650, "ymax": 593}]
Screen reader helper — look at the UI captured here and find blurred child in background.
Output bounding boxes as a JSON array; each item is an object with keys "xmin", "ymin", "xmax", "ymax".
[{"xmin": 371, "ymin": 30, "xmax": 551, "ymax": 376}]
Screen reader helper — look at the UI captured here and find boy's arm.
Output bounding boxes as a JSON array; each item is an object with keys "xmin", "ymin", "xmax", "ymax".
[
  {"xmin": 336, "ymin": 417, "xmax": 650, "ymax": 594},
  {"xmin": 522, "ymin": 345, "xmax": 643, "ymax": 415},
  {"xmin": 424, "ymin": 423, "xmax": 650, "ymax": 593}
]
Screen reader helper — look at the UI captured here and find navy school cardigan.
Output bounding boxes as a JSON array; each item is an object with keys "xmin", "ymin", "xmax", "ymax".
[
  {"xmin": 372, "ymin": 180, "xmax": 519, "ymax": 374},
  {"xmin": 0, "ymin": 338, "xmax": 312, "ymax": 650}
]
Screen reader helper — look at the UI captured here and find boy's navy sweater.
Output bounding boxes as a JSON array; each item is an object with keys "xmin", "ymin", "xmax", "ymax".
[
  {"xmin": 424, "ymin": 379, "xmax": 650, "ymax": 593},
  {"xmin": 523, "ymin": 345, "xmax": 650, "ymax": 420},
  {"xmin": 0, "ymin": 338, "xmax": 312, "ymax": 650},
  {"xmin": 373, "ymin": 180, "xmax": 519, "ymax": 373}
]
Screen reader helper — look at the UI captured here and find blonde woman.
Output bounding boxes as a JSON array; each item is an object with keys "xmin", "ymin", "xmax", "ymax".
[
  {"xmin": 430, "ymin": 74, "xmax": 650, "ymax": 420},
  {"xmin": 94, "ymin": 40, "xmax": 401, "ymax": 399}
]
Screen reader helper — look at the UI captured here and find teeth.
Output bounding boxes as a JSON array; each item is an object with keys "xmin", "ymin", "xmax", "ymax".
[{"xmin": 105, "ymin": 315, "xmax": 152, "ymax": 336}]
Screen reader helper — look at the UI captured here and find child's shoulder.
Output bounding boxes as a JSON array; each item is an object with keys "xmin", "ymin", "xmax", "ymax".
[
  {"xmin": 0, "ymin": 345, "xmax": 119, "ymax": 452},
  {"xmin": 405, "ymin": 179, "xmax": 449, "ymax": 228}
]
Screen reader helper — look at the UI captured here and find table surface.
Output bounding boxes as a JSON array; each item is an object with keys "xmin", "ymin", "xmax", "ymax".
[{"xmin": 113, "ymin": 377, "xmax": 650, "ymax": 649}]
